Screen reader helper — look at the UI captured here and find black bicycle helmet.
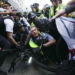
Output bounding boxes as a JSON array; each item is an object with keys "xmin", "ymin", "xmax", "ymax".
[{"xmin": 33, "ymin": 3, "xmax": 39, "ymax": 8}]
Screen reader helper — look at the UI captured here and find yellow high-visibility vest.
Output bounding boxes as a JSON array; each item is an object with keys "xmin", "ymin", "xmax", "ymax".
[
  {"xmin": 49, "ymin": 4, "xmax": 66, "ymax": 18},
  {"xmin": 29, "ymin": 32, "xmax": 44, "ymax": 55},
  {"xmin": 29, "ymin": 39, "xmax": 44, "ymax": 55},
  {"xmin": 49, "ymin": 4, "xmax": 72, "ymax": 18}
]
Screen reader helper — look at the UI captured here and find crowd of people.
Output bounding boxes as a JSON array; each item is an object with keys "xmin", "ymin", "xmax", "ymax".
[{"xmin": 0, "ymin": 0, "xmax": 75, "ymax": 75}]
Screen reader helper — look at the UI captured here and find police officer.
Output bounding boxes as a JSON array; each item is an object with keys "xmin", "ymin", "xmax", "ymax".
[
  {"xmin": 0, "ymin": 12, "xmax": 22, "ymax": 49},
  {"xmin": 13, "ymin": 13, "xmax": 28, "ymax": 42},
  {"xmin": 31, "ymin": 4, "xmax": 36, "ymax": 13},
  {"xmin": 43, "ymin": 4, "xmax": 50, "ymax": 18},
  {"xmin": 51, "ymin": 0, "xmax": 75, "ymax": 21},
  {"xmin": 31, "ymin": 3, "xmax": 45, "ymax": 19},
  {"xmin": 49, "ymin": 0, "xmax": 66, "ymax": 19},
  {"xmin": 49, "ymin": 0, "xmax": 68, "ymax": 63},
  {"xmin": 0, "ymin": 13, "xmax": 25, "ymax": 75},
  {"xmin": 32, "ymin": 3, "xmax": 41, "ymax": 16}
]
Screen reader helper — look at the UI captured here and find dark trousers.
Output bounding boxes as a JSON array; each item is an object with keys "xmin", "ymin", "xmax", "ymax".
[
  {"xmin": 32, "ymin": 45, "xmax": 56, "ymax": 62},
  {"xmin": 0, "ymin": 35, "xmax": 11, "ymax": 66},
  {"xmin": 56, "ymin": 37, "xmax": 68, "ymax": 63},
  {"xmin": 56, "ymin": 60, "xmax": 75, "ymax": 75},
  {"xmin": 0, "ymin": 35, "xmax": 11, "ymax": 49}
]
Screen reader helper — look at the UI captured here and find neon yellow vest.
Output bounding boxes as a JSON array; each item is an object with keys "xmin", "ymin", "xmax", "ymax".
[
  {"xmin": 49, "ymin": 4, "xmax": 66, "ymax": 18},
  {"xmin": 29, "ymin": 32, "xmax": 44, "ymax": 55},
  {"xmin": 37, "ymin": 10, "xmax": 45, "ymax": 19},
  {"xmin": 31, "ymin": 22, "xmax": 35, "ymax": 26},
  {"xmin": 38, "ymin": 14, "xmax": 45, "ymax": 19},
  {"xmin": 49, "ymin": 4, "xmax": 72, "ymax": 18}
]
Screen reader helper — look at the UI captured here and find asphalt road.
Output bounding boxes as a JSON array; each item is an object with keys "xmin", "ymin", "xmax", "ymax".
[{"xmin": 1, "ymin": 54, "xmax": 56, "ymax": 75}]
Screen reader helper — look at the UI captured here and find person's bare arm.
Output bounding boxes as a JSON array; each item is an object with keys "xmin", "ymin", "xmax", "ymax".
[
  {"xmin": 51, "ymin": 9, "xmax": 65, "ymax": 21},
  {"xmin": 7, "ymin": 32, "xmax": 19, "ymax": 46},
  {"xmin": 25, "ymin": 33, "xmax": 31, "ymax": 45},
  {"xmin": 70, "ymin": 11, "xmax": 75, "ymax": 17},
  {"xmin": 44, "ymin": 38, "xmax": 56, "ymax": 47}
]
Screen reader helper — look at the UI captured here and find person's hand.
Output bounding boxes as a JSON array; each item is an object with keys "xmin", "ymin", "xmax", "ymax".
[
  {"xmin": 50, "ymin": 16, "xmax": 56, "ymax": 21},
  {"xmin": 16, "ymin": 44, "xmax": 21, "ymax": 49}
]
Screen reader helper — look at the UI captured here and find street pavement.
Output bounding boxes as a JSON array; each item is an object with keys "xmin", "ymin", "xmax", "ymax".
[{"xmin": 1, "ymin": 54, "xmax": 56, "ymax": 75}]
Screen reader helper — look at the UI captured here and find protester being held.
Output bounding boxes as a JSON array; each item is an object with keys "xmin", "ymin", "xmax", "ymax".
[
  {"xmin": 26, "ymin": 26, "xmax": 56, "ymax": 60},
  {"xmin": 42, "ymin": 4, "xmax": 50, "ymax": 18}
]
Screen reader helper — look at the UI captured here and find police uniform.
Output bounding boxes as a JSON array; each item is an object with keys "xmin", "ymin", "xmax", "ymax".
[
  {"xmin": 0, "ymin": 16, "xmax": 14, "ymax": 49},
  {"xmin": 49, "ymin": 0, "xmax": 68, "ymax": 63},
  {"xmin": 49, "ymin": 3, "xmax": 66, "ymax": 18},
  {"xmin": 31, "ymin": 3, "xmax": 45, "ymax": 19}
]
